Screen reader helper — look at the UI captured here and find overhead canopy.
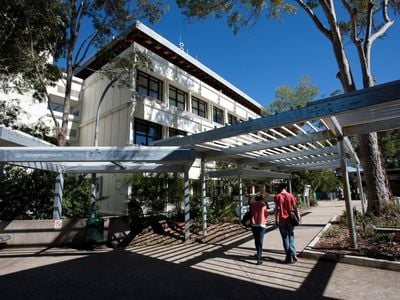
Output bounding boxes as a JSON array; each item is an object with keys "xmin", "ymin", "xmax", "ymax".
[
  {"xmin": 0, "ymin": 127, "xmax": 196, "ymax": 174},
  {"xmin": 1, "ymin": 80, "xmax": 400, "ymax": 177},
  {"xmin": 154, "ymin": 80, "xmax": 400, "ymax": 176}
]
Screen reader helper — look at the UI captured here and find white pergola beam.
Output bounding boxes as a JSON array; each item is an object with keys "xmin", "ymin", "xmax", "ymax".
[
  {"xmin": 154, "ymin": 80, "xmax": 400, "ymax": 147},
  {"xmin": 0, "ymin": 146, "xmax": 194, "ymax": 162}
]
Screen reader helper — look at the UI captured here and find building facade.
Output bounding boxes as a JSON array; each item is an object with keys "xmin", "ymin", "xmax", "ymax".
[{"xmin": 73, "ymin": 23, "xmax": 263, "ymax": 215}]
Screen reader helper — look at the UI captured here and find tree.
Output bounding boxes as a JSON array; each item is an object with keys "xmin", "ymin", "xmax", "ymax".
[
  {"xmin": 177, "ymin": 0, "xmax": 400, "ymax": 215},
  {"xmin": 261, "ymin": 75, "xmax": 317, "ymax": 116},
  {"xmin": 1, "ymin": 0, "xmax": 168, "ymax": 146}
]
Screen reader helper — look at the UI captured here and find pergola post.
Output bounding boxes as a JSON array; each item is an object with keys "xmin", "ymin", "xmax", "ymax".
[
  {"xmin": 339, "ymin": 139, "xmax": 357, "ymax": 248},
  {"xmin": 239, "ymin": 174, "xmax": 243, "ymax": 220},
  {"xmin": 183, "ymin": 167, "xmax": 191, "ymax": 242},
  {"xmin": 53, "ymin": 172, "xmax": 64, "ymax": 220},
  {"xmin": 288, "ymin": 179, "xmax": 293, "ymax": 194},
  {"xmin": 356, "ymin": 163, "xmax": 366, "ymax": 215},
  {"xmin": 201, "ymin": 158, "xmax": 207, "ymax": 236}
]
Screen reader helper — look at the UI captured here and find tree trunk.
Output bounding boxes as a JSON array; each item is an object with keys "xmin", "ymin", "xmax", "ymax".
[
  {"xmin": 315, "ymin": 0, "xmax": 392, "ymax": 216},
  {"xmin": 358, "ymin": 133, "xmax": 391, "ymax": 215}
]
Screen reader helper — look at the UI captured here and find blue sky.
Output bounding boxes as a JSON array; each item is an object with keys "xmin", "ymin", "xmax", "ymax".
[{"xmin": 138, "ymin": 1, "xmax": 400, "ymax": 107}]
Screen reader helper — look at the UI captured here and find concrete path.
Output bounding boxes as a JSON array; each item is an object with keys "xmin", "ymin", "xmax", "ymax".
[{"xmin": 0, "ymin": 200, "xmax": 399, "ymax": 300}]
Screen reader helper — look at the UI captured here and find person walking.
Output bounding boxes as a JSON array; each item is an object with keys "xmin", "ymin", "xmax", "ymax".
[
  {"xmin": 250, "ymin": 194, "xmax": 268, "ymax": 265},
  {"xmin": 274, "ymin": 182, "xmax": 299, "ymax": 264}
]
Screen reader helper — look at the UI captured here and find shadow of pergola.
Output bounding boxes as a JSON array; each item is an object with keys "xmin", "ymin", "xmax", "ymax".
[{"xmin": 0, "ymin": 231, "xmax": 338, "ymax": 300}]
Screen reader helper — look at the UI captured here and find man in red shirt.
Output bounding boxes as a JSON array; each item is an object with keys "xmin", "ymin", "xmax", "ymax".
[
  {"xmin": 250, "ymin": 194, "xmax": 268, "ymax": 265},
  {"xmin": 274, "ymin": 182, "xmax": 299, "ymax": 264}
]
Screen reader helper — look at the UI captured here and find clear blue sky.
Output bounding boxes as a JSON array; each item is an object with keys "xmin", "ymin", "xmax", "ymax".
[{"xmin": 138, "ymin": 1, "xmax": 400, "ymax": 107}]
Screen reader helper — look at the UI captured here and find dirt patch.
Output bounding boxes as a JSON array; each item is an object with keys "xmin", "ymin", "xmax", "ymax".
[{"xmin": 314, "ymin": 223, "xmax": 400, "ymax": 261}]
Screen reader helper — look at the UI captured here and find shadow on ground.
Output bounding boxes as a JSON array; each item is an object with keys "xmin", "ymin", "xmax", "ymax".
[{"xmin": 0, "ymin": 232, "xmax": 338, "ymax": 300}]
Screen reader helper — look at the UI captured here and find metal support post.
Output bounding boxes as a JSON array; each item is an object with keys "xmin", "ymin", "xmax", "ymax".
[
  {"xmin": 201, "ymin": 158, "xmax": 207, "ymax": 236},
  {"xmin": 239, "ymin": 174, "xmax": 243, "ymax": 220},
  {"xmin": 183, "ymin": 168, "xmax": 190, "ymax": 242},
  {"xmin": 288, "ymin": 179, "xmax": 292, "ymax": 194},
  {"xmin": 339, "ymin": 139, "xmax": 358, "ymax": 248},
  {"xmin": 356, "ymin": 164, "xmax": 366, "ymax": 215},
  {"xmin": 53, "ymin": 172, "xmax": 64, "ymax": 220}
]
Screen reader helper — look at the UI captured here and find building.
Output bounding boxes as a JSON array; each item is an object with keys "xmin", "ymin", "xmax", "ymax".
[
  {"xmin": 72, "ymin": 22, "xmax": 263, "ymax": 215},
  {"xmin": 0, "ymin": 76, "xmax": 83, "ymax": 145}
]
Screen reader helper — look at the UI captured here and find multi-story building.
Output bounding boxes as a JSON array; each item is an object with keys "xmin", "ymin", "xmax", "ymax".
[
  {"xmin": 73, "ymin": 22, "xmax": 263, "ymax": 215},
  {"xmin": 0, "ymin": 76, "xmax": 82, "ymax": 145},
  {"xmin": 1, "ymin": 22, "xmax": 264, "ymax": 216}
]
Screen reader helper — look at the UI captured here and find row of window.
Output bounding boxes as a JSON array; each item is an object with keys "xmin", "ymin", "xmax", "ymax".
[
  {"xmin": 136, "ymin": 70, "xmax": 240, "ymax": 125},
  {"xmin": 134, "ymin": 119, "xmax": 186, "ymax": 146}
]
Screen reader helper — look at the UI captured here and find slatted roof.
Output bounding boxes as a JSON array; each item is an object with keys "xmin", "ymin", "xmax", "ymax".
[
  {"xmin": 1, "ymin": 80, "xmax": 399, "ymax": 177},
  {"xmin": 153, "ymin": 80, "xmax": 400, "ymax": 177}
]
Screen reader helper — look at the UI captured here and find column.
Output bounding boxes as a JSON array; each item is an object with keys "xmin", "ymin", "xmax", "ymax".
[
  {"xmin": 183, "ymin": 168, "xmax": 191, "ymax": 242},
  {"xmin": 356, "ymin": 164, "xmax": 366, "ymax": 215},
  {"xmin": 339, "ymin": 138, "xmax": 357, "ymax": 248},
  {"xmin": 201, "ymin": 158, "xmax": 207, "ymax": 236},
  {"xmin": 53, "ymin": 172, "xmax": 64, "ymax": 220}
]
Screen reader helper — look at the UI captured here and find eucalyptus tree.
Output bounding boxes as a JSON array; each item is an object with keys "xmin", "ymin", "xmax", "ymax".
[
  {"xmin": 177, "ymin": 0, "xmax": 400, "ymax": 215},
  {"xmin": 261, "ymin": 75, "xmax": 318, "ymax": 115},
  {"xmin": 1, "ymin": 0, "xmax": 168, "ymax": 146},
  {"xmin": 0, "ymin": 0, "xmax": 65, "ymax": 125}
]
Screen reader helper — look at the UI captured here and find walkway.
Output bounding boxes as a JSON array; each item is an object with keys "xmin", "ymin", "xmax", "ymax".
[{"xmin": 0, "ymin": 200, "xmax": 399, "ymax": 299}]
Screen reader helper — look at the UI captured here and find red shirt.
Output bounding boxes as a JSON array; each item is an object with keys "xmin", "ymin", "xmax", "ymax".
[
  {"xmin": 250, "ymin": 201, "xmax": 267, "ymax": 227},
  {"xmin": 274, "ymin": 191, "xmax": 296, "ymax": 222}
]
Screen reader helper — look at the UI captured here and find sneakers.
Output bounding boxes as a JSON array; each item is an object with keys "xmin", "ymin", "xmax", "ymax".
[
  {"xmin": 284, "ymin": 255, "xmax": 298, "ymax": 264},
  {"xmin": 257, "ymin": 260, "xmax": 263, "ymax": 265}
]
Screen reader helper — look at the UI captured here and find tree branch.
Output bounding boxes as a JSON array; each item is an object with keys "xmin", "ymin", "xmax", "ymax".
[
  {"xmin": 369, "ymin": 0, "xmax": 394, "ymax": 44},
  {"xmin": 295, "ymin": 0, "xmax": 331, "ymax": 40},
  {"xmin": 22, "ymin": 18, "xmax": 59, "ymax": 131}
]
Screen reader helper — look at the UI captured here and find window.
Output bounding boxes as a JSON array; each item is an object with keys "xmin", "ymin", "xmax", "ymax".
[
  {"xmin": 169, "ymin": 86, "xmax": 187, "ymax": 110},
  {"xmin": 134, "ymin": 119, "xmax": 162, "ymax": 145},
  {"xmin": 48, "ymin": 102, "xmax": 64, "ymax": 113},
  {"xmin": 169, "ymin": 128, "xmax": 187, "ymax": 137},
  {"xmin": 192, "ymin": 96, "xmax": 207, "ymax": 118},
  {"xmin": 228, "ymin": 113, "xmax": 238, "ymax": 125},
  {"xmin": 213, "ymin": 106, "xmax": 224, "ymax": 124},
  {"xmin": 136, "ymin": 71, "xmax": 163, "ymax": 101}
]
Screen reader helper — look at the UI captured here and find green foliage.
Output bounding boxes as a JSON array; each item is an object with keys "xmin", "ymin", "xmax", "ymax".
[
  {"xmin": 0, "ymin": 99, "xmax": 58, "ymax": 144},
  {"xmin": 322, "ymin": 226, "xmax": 341, "ymax": 238},
  {"xmin": 378, "ymin": 129, "xmax": 400, "ymax": 168},
  {"xmin": 177, "ymin": 0, "xmax": 295, "ymax": 34},
  {"xmin": 0, "ymin": 0, "xmax": 65, "ymax": 97},
  {"xmin": 0, "ymin": 166, "xmax": 55, "ymax": 220},
  {"xmin": 62, "ymin": 174, "xmax": 91, "ymax": 218},
  {"xmin": 125, "ymin": 173, "xmax": 183, "ymax": 219},
  {"xmin": 262, "ymin": 76, "xmax": 318, "ymax": 116},
  {"xmin": 292, "ymin": 169, "xmax": 340, "ymax": 196},
  {"xmin": 0, "ymin": 100, "xmax": 23, "ymax": 127}
]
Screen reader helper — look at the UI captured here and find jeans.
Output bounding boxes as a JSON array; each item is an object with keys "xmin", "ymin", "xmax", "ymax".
[
  {"xmin": 251, "ymin": 226, "xmax": 266, "ymax": 260},
  {"xmin": 278, "ymin": 220, "xmax": 296, "ymax": 261}
]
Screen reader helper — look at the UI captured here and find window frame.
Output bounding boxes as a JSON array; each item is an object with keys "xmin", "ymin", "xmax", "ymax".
[
  {"xmin": 212, "ymin": 106, "xmax": 224, "ymax": 124},
  {"xmin": 192, "ymin": 96, "xmax": 208, "ymax": 119},
  {"xmin": 136, "ymin": 70, "xmax": 163, "ymax": 101},
  {"xmin": 134, "ymin": 119, "xmax": 162, "ymax": 146},
  {"xmin": 169, "ymin": 85, "xmax": 187, "ymax": 111}
]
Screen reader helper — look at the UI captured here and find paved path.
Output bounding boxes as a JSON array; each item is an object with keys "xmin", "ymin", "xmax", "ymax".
[{"xmin": 0, "ymin": 200, "xmax": 399, "ymax": 300}]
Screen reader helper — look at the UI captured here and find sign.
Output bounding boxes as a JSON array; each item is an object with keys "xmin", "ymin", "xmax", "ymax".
[{"xmin": 54, "ymin": 219, "xmax": 63, "ymax": 230}]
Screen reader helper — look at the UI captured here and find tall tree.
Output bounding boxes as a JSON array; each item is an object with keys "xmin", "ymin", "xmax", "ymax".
[
  {"xmin": 177, "ymin": 0, "xmax": 400, "ymax": 215},
  {"xmin": 0, "ymin": 0, "xmax": 168, "ymax": 146},
  {"xmin": 0, "ymin": 0, "xmax": 65, "ymax": 127},
  {"xmin": 262, "ymin": 75, "xmax": 318, "ymax": 115}
]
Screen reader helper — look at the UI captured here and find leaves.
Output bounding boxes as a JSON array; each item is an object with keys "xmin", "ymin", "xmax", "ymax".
[{"xmin": 262, "ymin": 75, "xmax": 318, "ymax": 116}]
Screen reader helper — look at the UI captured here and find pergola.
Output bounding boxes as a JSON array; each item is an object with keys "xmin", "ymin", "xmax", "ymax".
[{"xmin": 1, "ymin": 80, "xmax": 400, "ymax": 247}]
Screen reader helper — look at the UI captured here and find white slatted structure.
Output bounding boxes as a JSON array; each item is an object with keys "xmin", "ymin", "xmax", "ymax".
[{"xmin": 154, "ymin": 80, "xmax": 400, "ymax": 177}]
